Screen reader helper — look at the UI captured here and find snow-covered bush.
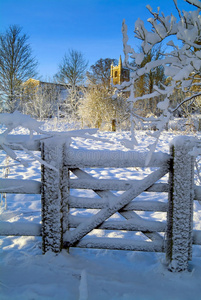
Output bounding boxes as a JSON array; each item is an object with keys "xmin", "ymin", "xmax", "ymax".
[
  {"xmin": 168, "ymin": 117, "xmax": 200, "ymax": 132},
  {"xmin": 79, "ymin": 83, "xmax": 129, "ymax": 131}
]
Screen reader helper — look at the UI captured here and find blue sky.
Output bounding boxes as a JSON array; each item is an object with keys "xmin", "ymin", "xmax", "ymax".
[{"xmin": 0, "ymin": 0, "xmax": 194, "ymax": 79}]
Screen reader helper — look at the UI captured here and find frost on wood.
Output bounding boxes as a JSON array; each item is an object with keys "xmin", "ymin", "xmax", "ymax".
[
  {"xmin": 66, "ymin": 148, "xmax": 170, "ymax": 168},
  {"xmin": 166, "ymin": 136, "xmax": 195, "ymax": 272},
  {"xmin": 0, "ymin": 178, "xmax": 41, "ymax": 194},
  {"xmin": 64, "ymin": 166, "xmax": 168, "ymax": 247},
  {"xmin": 41, "ymin": 137, "xmax": 69, "ymax": 253},
  {"xmin": 0, "ymin": 221, "xmax": 41, "ymax": 236},
  {"xmin": 75, "ymin": 237, "xmax": 164, "ymax": 252}
]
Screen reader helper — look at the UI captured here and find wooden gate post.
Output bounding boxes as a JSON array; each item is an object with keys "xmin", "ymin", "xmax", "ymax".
[
  {"xmin": 166, "ymin": 136, "xmax": 195, "ymax": 272},
  {"xmin": 41, "ymin": 137, "xmax": 69, "ymax": 254}
]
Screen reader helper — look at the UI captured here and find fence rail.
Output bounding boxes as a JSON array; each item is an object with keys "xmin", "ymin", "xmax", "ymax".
[
  {"xmin": 0, "ymin": 178, "xmax": 41, "ymax": 194},
  {"xmin": 1, "ymin": 222, "xmax": 201, "ymax": 244},
  {"xmin": 1, "ymin": 135, "xmax": 201, "ymax": 272},
  {"xmin": 65, "ymin": 148, "xmax": 170, "ymax": 168},
  {"xmin": 1, "ymin": 177, "xmax": 201, "ymax": 200},
  {"xmin": 0, "ymin": 135, "xmax": 42, "ymax": 151}
]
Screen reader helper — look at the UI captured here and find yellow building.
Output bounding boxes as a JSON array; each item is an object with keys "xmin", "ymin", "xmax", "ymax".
[
  {"xmin": 22, "ymin": 78, "xmax": 40, "ymax": 98},
  {"xmin": 110, "ymin": 56, "xmax": 130, "ymax": 85},
  {"xmin": 22, "ymin": 78, "xmax": 70, "ymax": 101}
]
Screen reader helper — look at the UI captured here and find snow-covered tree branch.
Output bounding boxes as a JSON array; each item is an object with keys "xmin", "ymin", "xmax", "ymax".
[
  {"xmin": 184, "ymin": 0, "xmax": 201, "ymax": 9},
  {"xmin": 0, "ymin": 111, "xmax": 113, "ymax": 168},
  {"xmin": 120, "ymin": 0, "xmax": 201, "ymax": 150}
]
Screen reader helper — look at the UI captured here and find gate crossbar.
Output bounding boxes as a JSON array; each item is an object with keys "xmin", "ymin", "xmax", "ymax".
[{"xmin": 64, "ymin": 166, "xmax": 169, "ymax": 247}]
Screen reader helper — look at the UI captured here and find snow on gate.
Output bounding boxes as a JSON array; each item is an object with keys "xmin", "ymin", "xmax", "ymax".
[
  {"xmin": 41, "ymin": 136, "xmax": 201, "ymax": 272},
  {"xmin": 1, "ymin": 134, "xmax": 201, "ymax": 272}
]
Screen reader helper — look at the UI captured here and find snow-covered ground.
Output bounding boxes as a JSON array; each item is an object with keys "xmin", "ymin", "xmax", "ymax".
[{"xmin": 1, "ymin": 121, "xmax": 201, "ymax": 300}]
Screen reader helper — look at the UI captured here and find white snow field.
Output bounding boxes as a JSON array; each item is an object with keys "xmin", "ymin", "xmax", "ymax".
[{"xmin": 1, "ymin": 121, "xmax": 201, "ymax": 300}]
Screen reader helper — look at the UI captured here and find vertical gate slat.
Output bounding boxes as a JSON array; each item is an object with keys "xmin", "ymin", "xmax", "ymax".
[
  {"xmin": 166, "ymin": 136, "xmax": 195, "ymax": 272},
  {"xmin": 41, "ymin": 137, "xmax": 70, "ymax": 254}
]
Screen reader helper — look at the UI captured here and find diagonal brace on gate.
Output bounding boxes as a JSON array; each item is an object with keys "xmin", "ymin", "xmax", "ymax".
[
  {"xmin": 64, "ymin": 166, "xmax": 169, "ymax": 247},
  {"xmin": 69, "ymin": 168, "xmax": 164, "ymax": 242}
]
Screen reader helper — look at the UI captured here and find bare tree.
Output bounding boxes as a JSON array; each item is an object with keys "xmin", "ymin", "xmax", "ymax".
[
  {"xmin": 61, "ymin": 86, "xmax": 84, "ymax": 120},
  {"xmin": 55, "ymin": 49, "xmax": 88, "ymax": 87},
  {"xmin": 20, "ymin": 79, "xmax": 61, "ymax": 120},
  {"xmin": 87, "ymin": 58, "xmax": 118, "ymax": 86},
  {"xmin": 0, "ymin": 25, "xmax": 38, "ymax": 112}
]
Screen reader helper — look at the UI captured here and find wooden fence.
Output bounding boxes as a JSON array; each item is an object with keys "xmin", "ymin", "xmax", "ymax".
[{"xmin": 1, "ymin": 135, "xmax": 201, "ymax": 272}]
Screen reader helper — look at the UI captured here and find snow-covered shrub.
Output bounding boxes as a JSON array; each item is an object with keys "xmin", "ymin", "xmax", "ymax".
[{"xmin": 168, "ymin": 117, "xmax": 199, "ymax": 132}]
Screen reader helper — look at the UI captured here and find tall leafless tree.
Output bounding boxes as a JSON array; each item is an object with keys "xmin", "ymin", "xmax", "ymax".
[
  {"xmin": 87, "ymin": 58, "xmax": 118, "ymax": 87},
  {"xmin": 0, "ymin": 25, "xmax": 38, "ymax": 112},
  {"xmin": 55, "ymin": 49, "xmax": 88, "ymax": 87}
]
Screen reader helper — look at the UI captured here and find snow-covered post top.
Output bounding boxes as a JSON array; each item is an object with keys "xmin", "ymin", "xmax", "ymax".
[
  {"xmin": 166, "ymin": 136, "xmax": 196, "ymax": 272},
  {"xmin": 41, "ymin": 136, "xmax": 70, "ymax": 254}
]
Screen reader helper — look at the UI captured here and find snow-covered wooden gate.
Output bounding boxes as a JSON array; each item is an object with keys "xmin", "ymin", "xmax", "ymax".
[
  {"xmin": 1, "ymin": 135, "xmax": 201, "ymax": 272},
  {"xmin": 41, "ymin": 136, "xmax": 201, "ymax": 271}
]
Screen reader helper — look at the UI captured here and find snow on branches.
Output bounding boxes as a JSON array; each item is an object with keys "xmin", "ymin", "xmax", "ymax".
[
  {"xmin": 120, "ymin": 0, "xmax": 201, "ymax": 152},
  {"xmin": 0, "ymin": 111, "xmax": 114, "ymax": 169},
  {"xmin": 184, "ymin": 0, "xmax": 201, "ymax": 9}
]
